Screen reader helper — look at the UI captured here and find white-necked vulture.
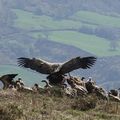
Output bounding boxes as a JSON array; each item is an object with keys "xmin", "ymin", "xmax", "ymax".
[
  {"xmin": 0, "ymin": 74, "xmax": 18, "ymax": 89},
  {"xmin": 17, "ymin": 56, "xmax": 96, "ymax": 85}
]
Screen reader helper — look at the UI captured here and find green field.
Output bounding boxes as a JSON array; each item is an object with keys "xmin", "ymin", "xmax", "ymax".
[
  {"xmin": 0, "ymin": 65, "xmax": 45, "ymax": 87},
  {"xmin": 70, "ymin": 11, "xmax": 120, "ymax": 28},
  {"xmin": 13, "ymin": 9, "xmax": 97, "ymax": 30},
  {"xmin": 13, "ymin": 9, "xmax": 83, "ymax": 30},
  {"xmin": 31, "ymin": 31, "xmax": 120, "ymax": 56},
  {"xmin": 13, "ymin": 9, "xmax": 120, "ymax": 57}
]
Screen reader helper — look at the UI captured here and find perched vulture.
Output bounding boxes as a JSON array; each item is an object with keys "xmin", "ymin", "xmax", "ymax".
[
  {"xmin": 17, "ymin": 56, "xmax": 96, "ymax": 85},
  {"xmin": 41, "ymin": 80, "xmax": 52, "ymax": 88},
  {"xmin": 109, "ymin": 89, "xmax": 119, "ymax": 97},
  {"xmin": 0, "ymin": 74, "xmax": 18, "ymax": 89},
  {"xmin": 108, "ymin": 93, "xmax": 120, "ymax": 102}
]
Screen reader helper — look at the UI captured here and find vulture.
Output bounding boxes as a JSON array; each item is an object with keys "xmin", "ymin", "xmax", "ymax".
[
  {"xmin": 17, "ymin": 56, "xmax": 96, "ymax": 85},
  {"xmin": 109, "ymin": 89, "xmax": 119, "ymax": 97},
  {"xmin": 41, "ymin": 80, "xmax": 52, "ymax": 88},
  {"xmin": 0, "ymin": 74, "xmax": 18, "ymax": 89}
]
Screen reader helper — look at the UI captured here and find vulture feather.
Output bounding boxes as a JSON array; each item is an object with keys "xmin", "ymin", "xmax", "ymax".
[
  {"xmin": 17, "ymin": 57, "xmax": 60, "ymax": 74},
  {"xmin": 0, "ymin": 74, "xmax": 18, "ymax": 89},
  {"xmin": 17, "ymin": 56, "xmax": 96, "ymax": 75},
  {"xmin": 59, "ymin": 56, "xmax": 96, "ymax": 74}
]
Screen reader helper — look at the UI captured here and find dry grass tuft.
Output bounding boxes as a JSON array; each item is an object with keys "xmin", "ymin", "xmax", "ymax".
[{"xmin": 0, "ymin": 90, "xmax": 120, "ymax": 120}]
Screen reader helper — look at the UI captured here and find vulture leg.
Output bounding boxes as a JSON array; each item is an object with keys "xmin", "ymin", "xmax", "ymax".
[{"xmin": 47, "ymin": 72, "xmax": 65, "ymax": 85}]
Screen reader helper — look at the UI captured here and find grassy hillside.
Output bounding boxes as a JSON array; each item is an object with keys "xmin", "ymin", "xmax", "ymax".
[
  {"xmin": 12, "ymin": 9, "xmax": 120, "ymax": 57},
  {"xmin": 0, "ymin": 1, "xmax": 120, "ymax": 89},
  {"xmin": 31, "ymin": 31, "xmax": 120, "ymax": 56},
  {"xmin": 49, "ymin": 31, "xmax": 120, "ymax": 56},
  {"xmin": 70, "ymin": 11, "xmax": 120, "ymax": 28},
  {"xmin": 0, "ymin": 90, "xmax": 120, "ymax": 120},
  {"xmin": 12, "ymin": 9, "xmax": 97, "ymax": 30},
  {"xmin": 0, "ymin": 65, "xmax": 45, "ymax": 88}
]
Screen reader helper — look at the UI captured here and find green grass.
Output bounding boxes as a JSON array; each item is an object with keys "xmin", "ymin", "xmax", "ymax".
[
  {"xmin": 13, "ymin": 9, "xmax": 84, "ymax": 30},
  {"xmin": 12, "ymin": 9, "xmax": 120, "ymax": 57},
  {"xmin": 32, "ymin": 31, "xmax": 120, "ymax": 56},
  {"xmin": 0, "ymin": 65, "xmax": 45, "ymax": 87},
  {"xmin": 70, "ymin": 11, "xmax": 120, "ymax": 28},
  {"xmin": 13, "ymin": 9, "xmax": 97, "ymax": 30}
]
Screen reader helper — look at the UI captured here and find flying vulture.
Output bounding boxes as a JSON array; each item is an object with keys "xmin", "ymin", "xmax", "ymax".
[
  {"xmin": 0, "ymin": 74, "xmax": 18, "ymax": 89},
  {"xmin": 17, "ymin": 56, "xmax": 96, "ymax": 85}
]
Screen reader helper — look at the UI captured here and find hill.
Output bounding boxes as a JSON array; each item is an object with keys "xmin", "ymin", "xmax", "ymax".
[
  {"xmin": 0, "ymin": 0, "xmax": 120, "ymax": 89},
  {"xmin": 12, "ymin": 8, "xmax": 120, "ymax": 57},
  {"xmin": 0, "ymin": 90, "xmax": 120, "ymax": 120}
]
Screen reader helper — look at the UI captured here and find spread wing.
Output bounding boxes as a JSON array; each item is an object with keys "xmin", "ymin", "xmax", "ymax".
[
  {"xmin": 17, "ymin": 57, "xmax": 60, "ymax": 74},
  {"xmin": 0, "ymin": 74, "xmax": 18, "ymax": 89},
  {"xmin": 59, "ymin": 56, "xmax": 97, "ymax": 74}
]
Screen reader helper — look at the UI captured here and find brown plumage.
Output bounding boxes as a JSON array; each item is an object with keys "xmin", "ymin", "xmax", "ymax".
[
  {"xmin": 17, "ymin": 57, "xmax": 60, "ymax": 74},
  {"xmin": 59, "ymin": 56, "xmax": 96, "ymax": 74},
  {"xmin": 17, "ymin": 56, "xmax": 96, "ymax": 85},
  {"xmin": 108, "ymin": 93, "xmax": 120, "ymax": 102},
  {"xmin": 0, "ymin": 74, "xmax": 18, "ymax": 89},
  {"xmin": 17, "ymin": 56, "xmax": 96, "ymax": 75},
  {"xmin": 109, "ymin": 89, "xmax": 119, "ymax": 96},
  {"xmin": 85, "ymin": 81, "xmax": 108, "ymax": 99},
  {"xmin": 67, "ymin": 77, "xmax": 88, "ymax": 96}
]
